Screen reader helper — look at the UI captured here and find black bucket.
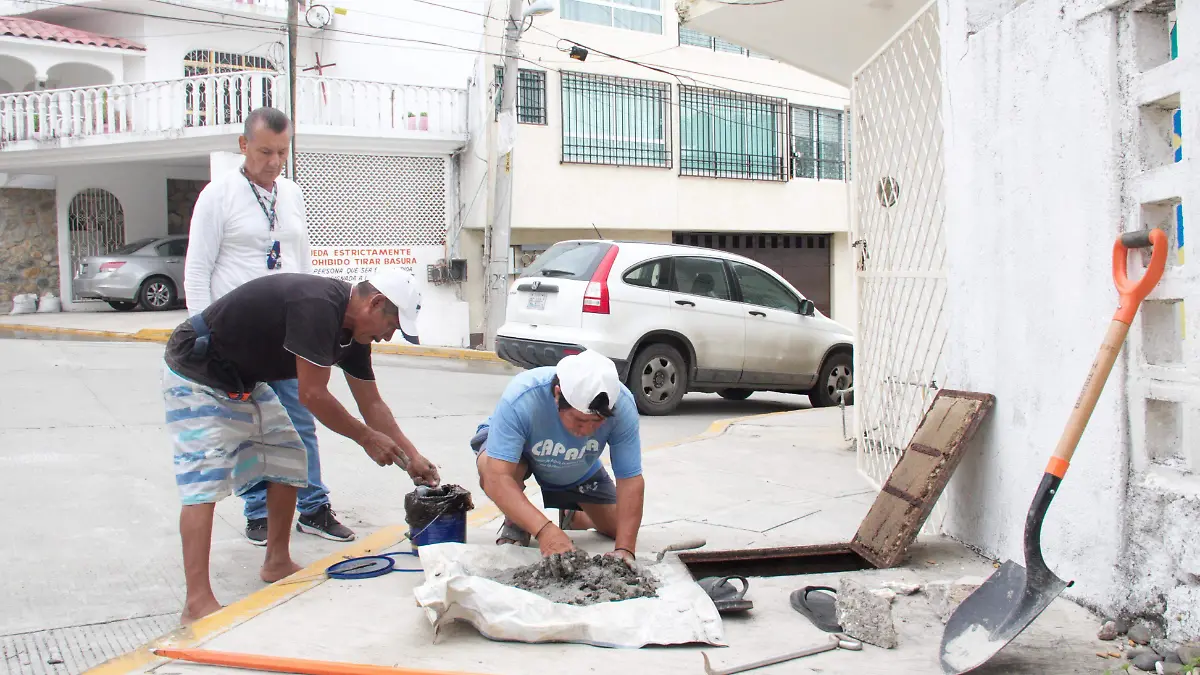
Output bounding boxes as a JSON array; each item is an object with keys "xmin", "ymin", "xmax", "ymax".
[{"xmin": 404, "ymin": 484, "xmax": 474, "ymax": 552}]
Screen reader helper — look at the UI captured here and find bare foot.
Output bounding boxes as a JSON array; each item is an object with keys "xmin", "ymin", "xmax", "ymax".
[
  {"xmin": 260, "ymin": 558, "xmax": 303, "ymax": 583},
  {"xmin": 181, "ymin": 597, "xmax": 222, "ymax": 625}
]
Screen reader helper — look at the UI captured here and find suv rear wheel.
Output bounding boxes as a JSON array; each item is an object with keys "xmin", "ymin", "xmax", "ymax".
[
  {"xmin": 809, "ymin": 352, "xmax": 853, "ymax": 408},
  {"xmin": 627, "ymin": 343, "xmax": 688, "ymax": 416}
]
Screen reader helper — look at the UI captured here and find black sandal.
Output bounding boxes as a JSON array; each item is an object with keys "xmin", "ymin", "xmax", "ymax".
[
  {"xmin": 790, "ymin": 585, "xmax": 843, "ymax": 632},
  {"xmin": 698, "ymin": 576, "xmax": 753, "ymax": 613}
]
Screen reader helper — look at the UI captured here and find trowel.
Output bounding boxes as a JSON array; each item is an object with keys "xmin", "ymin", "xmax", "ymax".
[{"xmin": 938, "ymin": 228, "xmax": 1168, "ymax": 674}]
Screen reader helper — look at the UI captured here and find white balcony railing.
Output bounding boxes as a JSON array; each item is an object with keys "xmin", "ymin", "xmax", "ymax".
[{"xmin": 0, "ymin": 73, "xmax": 467, "ymax": 146}]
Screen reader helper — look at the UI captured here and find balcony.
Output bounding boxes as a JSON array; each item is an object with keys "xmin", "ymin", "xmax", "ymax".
[
  {"xmin": 0, "ymin": 72, "xmax": 468, "ymax": 167},
  {"xmin": 0, "ymin": 0, "xmax": 294, "ymax": 20}
]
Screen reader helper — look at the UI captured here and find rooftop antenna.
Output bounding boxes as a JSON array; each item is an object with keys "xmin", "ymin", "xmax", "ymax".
[{"xmin": 592, "ymin": 222, "xmax": 605, "ymax": 240}]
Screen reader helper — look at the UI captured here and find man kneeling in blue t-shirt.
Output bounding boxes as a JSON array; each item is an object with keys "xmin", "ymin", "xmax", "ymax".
[{"xmin": 470, "ymin": 349, "xmax": 644, "ymax": 563}]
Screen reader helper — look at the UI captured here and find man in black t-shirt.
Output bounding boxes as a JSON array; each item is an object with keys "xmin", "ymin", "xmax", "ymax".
[{"xmin": 162, "ymin": 267, "xmax": 439, "ymax": 624}]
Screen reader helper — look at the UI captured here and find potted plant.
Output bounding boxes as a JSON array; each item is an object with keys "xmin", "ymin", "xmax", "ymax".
[
  {"xmin": 406, "ymin": 111, "xmax": 416, "ymax": 130},
  {"xmin": 419, "ymin": 111, "xmax": 429, "ymax": 131}
]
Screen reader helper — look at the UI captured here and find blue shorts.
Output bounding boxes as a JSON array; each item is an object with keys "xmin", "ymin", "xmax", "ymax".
[{"xmin": 469, "ymin": 427, "xmax": 617, "ymax": 511}]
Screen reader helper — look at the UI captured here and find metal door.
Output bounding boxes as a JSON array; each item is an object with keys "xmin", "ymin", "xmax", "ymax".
[
  {"xmin": 850, "ymin": 1, "xmax": 949, "ymax": 533},
  {"xmin": 67, "ymin": 188, "xmax": 126, "ymax": 301}
]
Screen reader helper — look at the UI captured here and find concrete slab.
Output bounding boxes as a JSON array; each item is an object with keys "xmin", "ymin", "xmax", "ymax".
[
  {"xmin": 0, "ymin": 338, "xmax": 812, "ymax": 675},
  {"xmin": 87, "ymin": 404, "xmax": 1111, "ymax": 675}
]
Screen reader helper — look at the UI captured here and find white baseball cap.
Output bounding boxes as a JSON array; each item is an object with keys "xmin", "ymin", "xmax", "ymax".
[
  {"xmin": 366, "ymin": 266, "xmax": 421, "ymax": 345},
  {"xmin": 556, "ymin": 349, "xmax": 621, "ymax": 415}
]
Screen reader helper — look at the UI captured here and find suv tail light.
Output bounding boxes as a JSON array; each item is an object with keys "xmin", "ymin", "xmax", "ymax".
[
  {"xmin": 582, "ymin": 245, "xmax": 620, "ymax": 314},
  {"xmin": 99, "ymin": 262, "xmax": 125, "ymax": 273}
]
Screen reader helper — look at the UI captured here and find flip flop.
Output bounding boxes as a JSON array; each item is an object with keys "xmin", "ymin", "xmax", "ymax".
[
  {"xmin": 698, "ymin": 576, "xmax": 753, "ymax": 613},
  {"xmin": 790, "ymin": 585, "xmax": 843, "ymax": 633},
  {"xmin": 496, "ymin": 519, "xmax": 530, "ymax": 547}
]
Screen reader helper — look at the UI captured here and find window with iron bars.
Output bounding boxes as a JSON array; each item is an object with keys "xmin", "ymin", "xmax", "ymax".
[
  {"xmin": 679, "ymin": 85, "xmax": 788, "ymax": 181},
  {"xmin": 677, "ymin": 27, "xmax": 770, "ymax": 59},
  {"xmin": 561, "ymin": 71, "xmax": 672, "ymax": 168},
  {"xmin": 790, "ymin": 105, "xmax": 848, "ymax": 181},
  {"xmin": 182, "ymin": 50, "xmax": 276, "ymax": 129},
  {"xmin": 562, "ymin": 0, "xmax": 662, "ymax": 35},
  {"xmin": 493, "ymin": 66, "xmax": 547, "ymax": 125}
]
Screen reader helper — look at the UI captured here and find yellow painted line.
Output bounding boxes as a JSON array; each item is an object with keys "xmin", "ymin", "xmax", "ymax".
[
  {"xmin": 89, "ymin": 406, "xmax": 803, "ymax": 675},
  {"xmin": 84, "ymin": 525, "xmax": 410, "ymax": 675},
  {"xmin": 1, "ymin": 324, "xmax": 507, "ymax": 363}
]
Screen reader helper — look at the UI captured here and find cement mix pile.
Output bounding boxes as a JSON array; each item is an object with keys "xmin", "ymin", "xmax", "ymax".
[{"xmin": 490, "ymin": 551, "xmax": 659, "ymax": 606}]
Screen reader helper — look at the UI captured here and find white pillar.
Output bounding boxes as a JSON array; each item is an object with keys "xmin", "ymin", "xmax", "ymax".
[{"xmin": 209, "ymin": 151, "xmax": 243, "ymax": 178}]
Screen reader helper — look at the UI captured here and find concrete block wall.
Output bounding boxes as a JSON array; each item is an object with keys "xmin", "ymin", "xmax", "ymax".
[{"xmin": 1118, "ymin": 0, "xmax": 1200, "ymax": 641}]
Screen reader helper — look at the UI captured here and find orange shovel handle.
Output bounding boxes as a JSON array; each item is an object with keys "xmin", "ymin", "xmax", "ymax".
[
  {"xmin": 1044, "ymin": 228, "xmax": 1169, "ymax": 479},
  {"xmin": 152, "ymin": 648, "xmax": 490, "ymax": 675},
  {"xmin": 1112, "ymin": 228, "xmax": 1169, "ymax": 325}
]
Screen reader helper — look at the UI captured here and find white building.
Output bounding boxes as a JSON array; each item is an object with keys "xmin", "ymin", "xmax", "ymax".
[
  {"xmin": 455, "ymin": 0, "xmax": 854, "ymax": 346},
  {"xmin": 0, "ymin": 0, "xmax": 482, "ymax": 345},
  {"xmin": 684, "ymin": 0, "xmax": 1200, "ymax": 641}
]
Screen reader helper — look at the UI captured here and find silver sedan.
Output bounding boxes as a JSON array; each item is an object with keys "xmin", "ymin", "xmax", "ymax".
[{"xmin": 73, "ymin": 235, "xmax": 188, "ymax": 311}]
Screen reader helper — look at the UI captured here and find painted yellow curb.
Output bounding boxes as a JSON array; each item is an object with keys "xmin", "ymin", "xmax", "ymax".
[
  {"xmin": 1, "ymin": 323, "xmax": 508, "ymax": 363},
  {"xmin": 84, "ymin": 525, "xmax": 410, "ymax": 675}
]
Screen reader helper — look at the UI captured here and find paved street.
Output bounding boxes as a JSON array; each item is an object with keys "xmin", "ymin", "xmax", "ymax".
[{"xmin": 0, "ymin": 337, "xmax": 808, "ymax": 674}]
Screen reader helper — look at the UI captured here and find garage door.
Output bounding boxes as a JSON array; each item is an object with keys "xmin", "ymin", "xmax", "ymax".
[{"xmin": 672, "ymin": 232, "xmax": 832, "ymax": 316}]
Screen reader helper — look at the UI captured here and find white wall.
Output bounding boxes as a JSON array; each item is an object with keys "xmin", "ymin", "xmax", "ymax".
[
  {"xmin": 53, "ymin": 162, "xmax": 171, "ymax": 307},
  {"xmin": 937, "ymin": 0, "xmax": 1129, "ymax": 615},
  {"xmin": 0, "ymin": 39, "xmax": 126, "ymax": 88}
]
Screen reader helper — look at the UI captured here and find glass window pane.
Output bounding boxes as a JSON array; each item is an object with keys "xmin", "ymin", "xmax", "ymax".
[
  {"xmin": 623, "ymin": 259, "xmax": 668, "ymax": 289},
  {"xmin": 671, "ymin": 257, "xmax": 731, "ymax": 300},
  {"xmin": 731, "ymin": 262, "xmax": 800, "ymax": 313},
  {"xmin": 612, "ymin": 7, "xmax": 662, "ymax": 34},
  {"xmin": 679, "ymin": 27, "xmax": 712, "ymax": 48},
  {"xmin": 563, "ymin": 0, "xmax": 612, "ymax": 26}
]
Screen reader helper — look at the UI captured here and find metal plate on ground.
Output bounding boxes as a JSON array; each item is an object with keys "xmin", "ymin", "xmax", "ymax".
[{"xmin": 850, "ymin": 390, "xmax": 996, "ymax": 569}]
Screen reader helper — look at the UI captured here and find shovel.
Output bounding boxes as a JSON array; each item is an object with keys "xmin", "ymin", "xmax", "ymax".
[{"xmin": 938, "ymin": 228, "xmax": 1168, "ymax": 675}]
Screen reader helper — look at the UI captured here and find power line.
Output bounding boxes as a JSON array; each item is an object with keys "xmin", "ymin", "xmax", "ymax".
[{"xmin": 16, "ymin": 0, "xmax": 842, "ymax": 140}]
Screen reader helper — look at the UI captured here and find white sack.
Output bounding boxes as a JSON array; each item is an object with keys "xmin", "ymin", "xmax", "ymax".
[
  {"xmin": 412, "ymin": 542, "xmax": 725, "ymax": 649},
  {"xmin": 10, "ymin": 293, "xmax": 36, "ymax": 315}
]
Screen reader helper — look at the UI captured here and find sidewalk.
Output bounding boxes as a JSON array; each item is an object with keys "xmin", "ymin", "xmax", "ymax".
[
  {"xmin": 0, "ymin": 309, "xmax": 504, "ymax": 362},
  {"xmin": 90, "ymin": 408, "xmax": 1112, "ymax": 675}
]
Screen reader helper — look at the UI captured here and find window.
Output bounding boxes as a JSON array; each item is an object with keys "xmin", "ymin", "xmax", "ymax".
[
  {"xmin": 518, "ymin": 241, "xmax": 613, "ymax": 280},
  {"xmin": 156, "ymin": 239, "xmax": 188, "ymax": 257},
  {"xmin": 677, "ymin": 27, "xmax": 768, "ymax": 58},
  {"xmin": 561, "ymin": 72, "xmax": 672, "ymax": 168},
  {"xmin": 562, "ymin": 0, "xmax": 662, "ymax": 34},
  {"xmin": 622, "ymin": 258, "xmax": 671, "ymax": 289},
  {"xmin": 494, "ymin": 67, "xmax": 547, "ymax": 125},
  {"xmin": 671, "ymin": 256, "xmax": 731, "ymax": 300},
  {"xmin": 730, "ymin": 261, "xmax": 800, "ymax": 313},
  {"xmin": 680, "ymin": 85, "xmax": 788, "ymax": 181},
  {"xmin": 182, "ymin": 50, "xmax": 276, "ymax": 128},
  {"xmin": 791, "ymin": 105, "xmax": 847, "ymax": 181},
  {"xmin": 183, "ymin": 50, "xmax": 275, "ymax": 77}
]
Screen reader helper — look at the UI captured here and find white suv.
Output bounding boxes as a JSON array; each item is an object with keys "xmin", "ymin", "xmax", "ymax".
[{"xmin": 494, "ymin": 240, "xmax": 854, "ymax": 415}]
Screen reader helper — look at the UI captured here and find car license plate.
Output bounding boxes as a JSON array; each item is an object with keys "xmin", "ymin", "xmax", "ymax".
[{"xmin": 527, "ymin": 293, "xmax": 547, "ymax": 310}]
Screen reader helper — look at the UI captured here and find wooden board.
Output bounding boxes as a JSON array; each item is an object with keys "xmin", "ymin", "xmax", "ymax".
[{"xmin": 850, "ymin": 390, "xmax": 996, "ymax": 569}]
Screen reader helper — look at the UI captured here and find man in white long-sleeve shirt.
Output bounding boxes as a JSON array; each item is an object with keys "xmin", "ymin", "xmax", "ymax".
[{"xmin": 184, "ymin": 107, "xmax": 355, "ymax": 545}]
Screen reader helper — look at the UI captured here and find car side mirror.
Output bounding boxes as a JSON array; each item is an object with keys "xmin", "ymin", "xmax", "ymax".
[{"xmin": 799, "ymin": 299, "xmax": 815, "ymax": 316}]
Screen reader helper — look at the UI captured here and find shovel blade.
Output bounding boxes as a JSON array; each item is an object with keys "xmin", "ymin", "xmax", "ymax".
[{"xmin": 938, "ymin": 560, "xmax": 1070, "ymax": 674}]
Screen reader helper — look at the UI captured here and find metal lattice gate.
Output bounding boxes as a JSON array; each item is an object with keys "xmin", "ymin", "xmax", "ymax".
[
  {"xmin": 67, "ymin": 188, "xmax": 125, "ymax": 301},
  {"xmin": 851, "ymin": 1, "xmax": 949, "ymax": 533},
  {"xmin": 294, "ymin": 153, "xmax": 448, "ymax": 248}
]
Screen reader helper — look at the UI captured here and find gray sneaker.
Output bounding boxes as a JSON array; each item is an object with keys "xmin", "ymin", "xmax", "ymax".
[
  {"xmin": 245, "ymin": 518, "xmax": 268, "ymax": 546},
  {"xmin": 296, "ymin": 504, "xmax": 355, "ymax": 542}
]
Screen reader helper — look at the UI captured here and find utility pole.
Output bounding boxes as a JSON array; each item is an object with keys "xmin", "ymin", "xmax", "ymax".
[
  {"xmin": 483, "ymin": 0, "xmax": 523, "ymax": 349},
  {"xmin": 286, "ymin": 0, "xmax": 299, "ymax": 180}
]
